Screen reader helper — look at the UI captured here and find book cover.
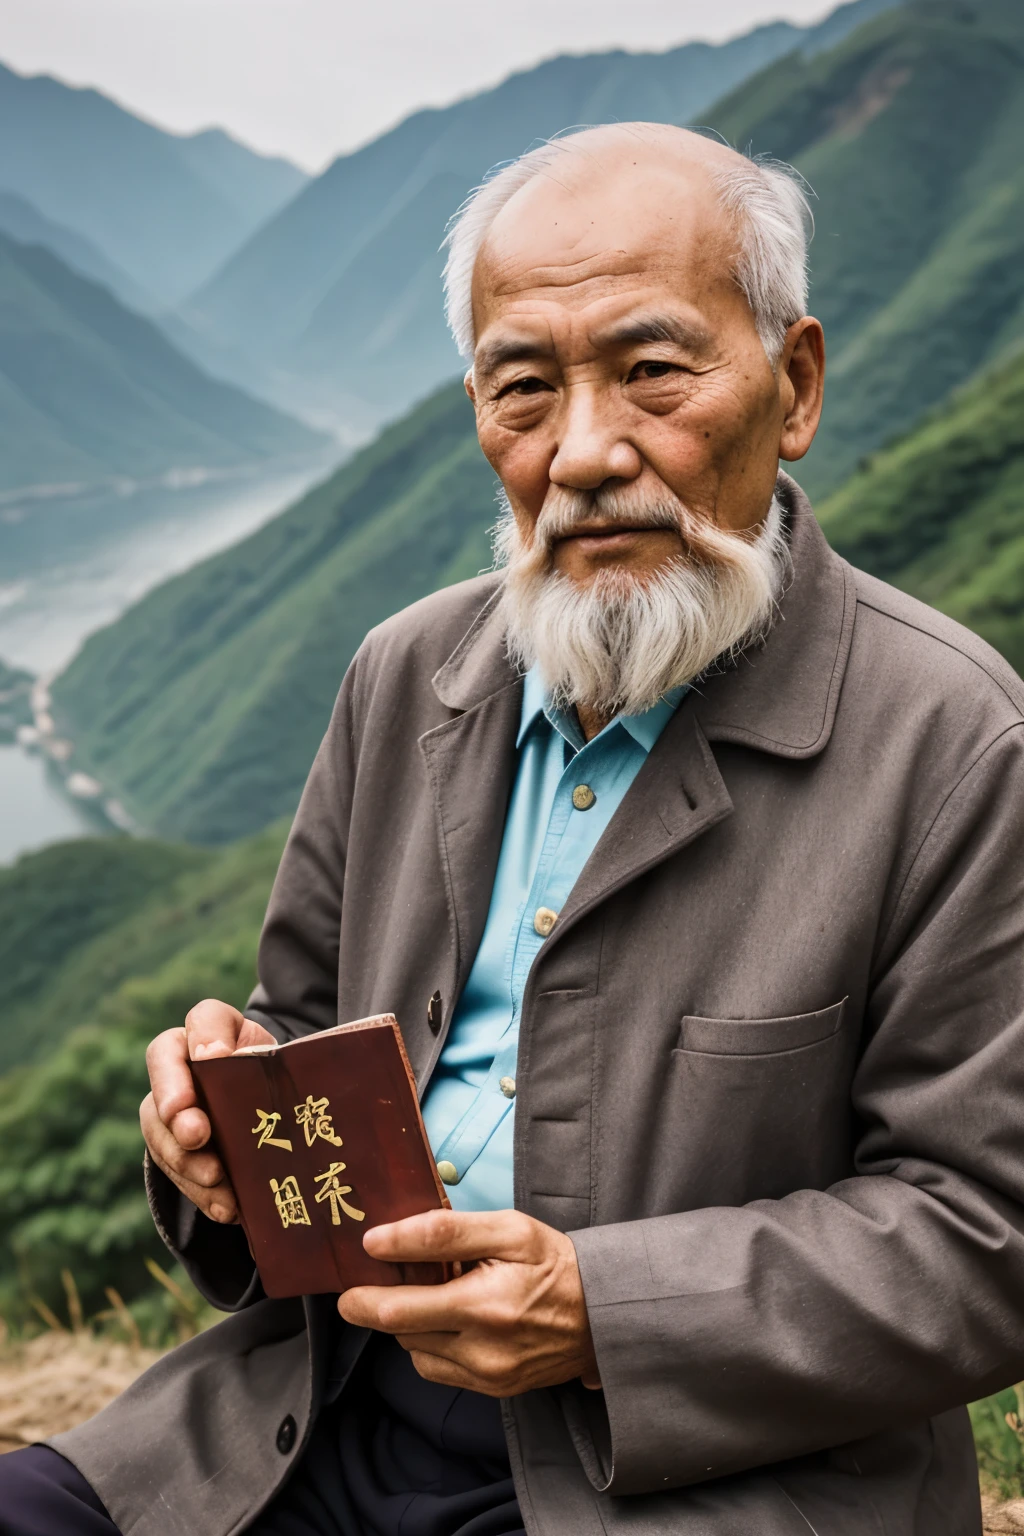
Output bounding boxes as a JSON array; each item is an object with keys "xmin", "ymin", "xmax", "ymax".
[{"xmin": 191, "ymin": 1013, "xmax": 450, "ymax": 1298}]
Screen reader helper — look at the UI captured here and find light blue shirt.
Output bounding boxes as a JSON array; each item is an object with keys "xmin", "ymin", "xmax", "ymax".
[{"xmin": 420, "ymin": 666, "xmax": 684, "ymax": 1211}]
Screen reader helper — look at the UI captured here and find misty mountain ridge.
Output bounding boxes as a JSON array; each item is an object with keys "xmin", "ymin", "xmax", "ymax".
[
  {"xmin": 0, "ymin": 60, "xmax": 309, "ymax": 305},
  {"xmin": 0, "ymin": 231, "xmax": 327, "ymax": 494},
  {"xmin": 0, "ymin": 190, "xmax": 154, "ymax": 314}
]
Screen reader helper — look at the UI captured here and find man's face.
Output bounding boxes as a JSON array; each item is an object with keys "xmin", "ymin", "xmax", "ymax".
[{"xmin": 466, "ymin": 145, "xmax": 824, "ymax": 589}]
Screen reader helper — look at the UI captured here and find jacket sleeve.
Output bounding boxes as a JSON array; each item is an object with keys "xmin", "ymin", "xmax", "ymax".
[
  {"xmin": 570, "ymin": 723, "xmax": 1024, "ymax": 1495},
  {"xmin": 147, "ymin": 661, "xmax": 361, "ymax": 1308}
]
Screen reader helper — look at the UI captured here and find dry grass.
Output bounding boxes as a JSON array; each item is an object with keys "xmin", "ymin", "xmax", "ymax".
[{"xmin": 0, "ymin": 1329, "xmax": 160, "ymax": 1454}]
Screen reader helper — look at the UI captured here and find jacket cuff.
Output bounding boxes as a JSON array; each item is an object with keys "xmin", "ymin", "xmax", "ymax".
[
  {"xmin": 145, "ymin": 1151, "xmax": 264, "ymax": 1312},
  {"xmin": 569, "ymin": 1220, "xmax": 701, "ymax": 1496}
]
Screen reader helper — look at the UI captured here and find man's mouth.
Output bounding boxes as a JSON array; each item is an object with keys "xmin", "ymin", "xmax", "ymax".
[{"xmin": 554, "ymin": 522, "xmax": 673, "ymax": 554}]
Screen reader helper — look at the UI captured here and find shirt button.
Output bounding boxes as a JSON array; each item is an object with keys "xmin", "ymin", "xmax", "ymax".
[
  {"xmin": 572, "ymin": 784, "xmax": 596, "ymax": 811},
  {"xmin": 499, "ymin": 1076, "xmax": 516, "ymax": 1099},
  {"xmin": 533, "ymin": 906, "xmax": 558, "ymax": 937},
  {"xmin": 436, "ymin": 1160, "xmax": 459, "ymax": 1184},
  {"xmin": 276, "ymin": 1415, "xmax": 297, "ymax": 1455}
]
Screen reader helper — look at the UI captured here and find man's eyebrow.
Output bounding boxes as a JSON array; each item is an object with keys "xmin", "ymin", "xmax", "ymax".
[
  {"xmin": 597, "ymin": 314, "xmax": 714, "ymax": 352},
  {"xmin": 474, "ymin": 335, "xmax": 553, "ymax": 374}
]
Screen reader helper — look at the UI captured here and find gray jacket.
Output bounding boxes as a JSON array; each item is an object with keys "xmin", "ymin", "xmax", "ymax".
[{"xmin": 55, "ymin": 475, "xmax": 1024, "ymax": 1535}]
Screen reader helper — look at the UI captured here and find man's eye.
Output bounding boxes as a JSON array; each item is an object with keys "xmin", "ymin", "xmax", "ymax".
[
  {"xmin": 497, "ymin": 377, "xmax": 551, "ymax": 399},
  {"xmin": 628, "ymin": 360, "xmax": 679, "ymax": 381}
]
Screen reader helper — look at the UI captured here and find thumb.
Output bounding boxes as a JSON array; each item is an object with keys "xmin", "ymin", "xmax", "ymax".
[{"xmin": 185, "ymin": 998, "xmax": 246, "ymax": 1061}]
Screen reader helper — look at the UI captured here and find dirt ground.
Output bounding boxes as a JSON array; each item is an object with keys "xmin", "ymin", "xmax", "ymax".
[
  {"xmin": 0, "ymin": 1330, "xmax": 160, "ymax": 1454},
  {"xmin": 0, "ymin": 1333, "xmax": 1017, "ymax": 1531}
]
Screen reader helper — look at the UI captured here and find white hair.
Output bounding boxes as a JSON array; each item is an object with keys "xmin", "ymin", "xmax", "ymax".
[
  {"xmin": 496, "ymin": 486, "xmax": 790, "ymax": 718},
  {"xmin": 443, "ymin": 125, "xmax": 812, "ymax": 366}
]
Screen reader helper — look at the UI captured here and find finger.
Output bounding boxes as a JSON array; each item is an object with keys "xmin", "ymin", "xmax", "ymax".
[
  {"xmin": 141, "ymin": 1096, "xmax": 223, "ymax": 1187},
  {"xmin": 406, "ymin": 1348, "xmax": 490, "ymax": 1393},
  {"xmin": 338, "ymin": 1281, "xmax": 469, "ymax": 1335},
  {"xmin": 141, "ymin": 1096, "xmax": 237, "ymax": 1222},
  {"xmin": 403, "ymin": 1346, "xmax": 510, "ymax": 1398},
  {"xmin": 185, "ymin": 998, "xmax": 246, "ymax": 1061},
  {"xmin": 362, "ymin": 1207, "xmax": 536, "ymax": 1265},
  {"xmin": 146, "ymin": 1028, "xmax": 210, "ymax": 1148}
]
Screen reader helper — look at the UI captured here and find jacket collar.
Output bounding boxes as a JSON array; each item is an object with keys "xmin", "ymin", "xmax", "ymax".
[{"xmin": 431, "ymin": 471, "xmax": 856, "ymax": 763}]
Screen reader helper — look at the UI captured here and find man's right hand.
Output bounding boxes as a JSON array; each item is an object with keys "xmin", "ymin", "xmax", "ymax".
[{"xmin": 140, "ymin": 999, "xmax": 277, "ymax": 1225}]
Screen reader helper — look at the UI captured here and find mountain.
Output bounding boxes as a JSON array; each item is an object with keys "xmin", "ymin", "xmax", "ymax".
[
  {"xmin": 51, "ymin": 381, "xmax": 492, "ymax": 842},
  {"xmin": 819, "ymin": 345, "xmax": 1024, "ymax": 672},
  {"xmin": 0, "ymin": 61, "xmax": 308, "ymax": 304},
  {"xmin": 703, "ymin": 0, "xmax": 1024, "ymax": 497},
  {"xmin": 0, "ymin": 191, "xmax": 154, "ymax": 313},
  {"xmin": 0, "ymin": 233, "xmax": 327, "ymax": 493},
  {"xmin": 180, "ymin": 0, "xmax": 899, "ymax": 430}
]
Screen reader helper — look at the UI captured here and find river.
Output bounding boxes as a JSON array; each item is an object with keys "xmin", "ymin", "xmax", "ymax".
[{"xmin": 0, "ymin": 456, "xmax": 336, "ymax": 864}]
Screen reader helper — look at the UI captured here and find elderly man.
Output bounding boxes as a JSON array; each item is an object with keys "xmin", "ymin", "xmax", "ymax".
[{"xmin": 5, "ymin": 122, "xmax": 1024, "ymax": 1536}]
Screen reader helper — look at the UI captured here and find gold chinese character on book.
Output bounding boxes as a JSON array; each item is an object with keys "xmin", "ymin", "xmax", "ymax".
[
  {"xmin": 314, "ymin": 1162, "xmax": 365, "ymax": 1224},
  {"xmin": 294, "ymin": 1094, "xmax": 343, "ymax": 1148},
  {"xmin": 270, "ymin": 1175, "xmax": 310, "ymax": 1228},
  {"xmin": 252, "ymin": 1109, "xmax": 293, "ymax": 1152}
]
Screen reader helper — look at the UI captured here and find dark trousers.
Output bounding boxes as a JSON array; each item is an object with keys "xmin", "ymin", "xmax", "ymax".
[{"xmin": 0, "ymin": 1335, "xmax": 525, "ymax": 1536}]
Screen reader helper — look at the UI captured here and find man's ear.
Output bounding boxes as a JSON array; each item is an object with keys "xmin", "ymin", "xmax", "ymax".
[
  {"xmin": 779, "ymin": 318, "xmax": 825, "ymax": 463},
  {"xmin": 464, "ymin": 368, "xmax": 477, "ymax": 406}
]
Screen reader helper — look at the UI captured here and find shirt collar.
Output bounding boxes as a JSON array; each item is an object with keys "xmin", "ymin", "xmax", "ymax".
[{"xmin": 516, "ymin": 665, "xmax": 686, "ymax": 754}]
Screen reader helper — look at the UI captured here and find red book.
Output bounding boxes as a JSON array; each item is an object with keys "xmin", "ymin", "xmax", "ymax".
[{"xmin": 191, "ymin": 1014, "xmax": 450, "ymax": 1298}]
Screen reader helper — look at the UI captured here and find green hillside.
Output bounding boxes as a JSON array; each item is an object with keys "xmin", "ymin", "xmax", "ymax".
[
  {"xmin": 0, "ymin": 826, "xmax": 285, "ymax": 1329},
  {"xmin": 0, "ymin": 61, "xmax": 308, "ymax": 304},
  {"xmin": 704, "ymin": 0, "xmax": 1024, "ymax": 497},
  {"xmin": 819, "ymin": 345, "xmax": 1024, "ymax": 669},
  {"xmin": 0, "ymin": 837, "xmax": 209, "ymax": 1073},
  {"xmin": 0, "ymin": 233, "xmax": 326, "ymax": 491},
  {"xmin": 182, "ymin": 0, "xmax": 896, "ymax": 430},
  {"xmin": 52, "ymin": 381, "xmax": 493, "ymax": 841}
]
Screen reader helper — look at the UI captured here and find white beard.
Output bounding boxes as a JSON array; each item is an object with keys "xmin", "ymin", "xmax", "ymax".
[{"xmin": 495, "ymin": 485, "xmax": 790, "ymax": 718}]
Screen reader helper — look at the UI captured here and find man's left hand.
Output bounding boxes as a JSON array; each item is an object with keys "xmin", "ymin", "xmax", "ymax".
[{"xmin": 338, "ymin": 1208, "xmax": 600, "ymax": 1397}]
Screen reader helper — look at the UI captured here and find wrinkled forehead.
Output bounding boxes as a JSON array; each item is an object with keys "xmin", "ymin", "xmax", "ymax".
[{"xmin": 472, "ymin": 152, "xmax": 738, "ymax": 323}]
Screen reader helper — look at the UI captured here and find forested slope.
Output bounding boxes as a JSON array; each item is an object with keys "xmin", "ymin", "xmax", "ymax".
[
  {"xmin": 819, "ymin": 347, "xmax": 1024, "ymax": 670},
  {"xmin": 52, "ymin": 382, "xmax": 493, "ymax": 841},
  {"xmin": 0, "ymin": 825, "xmax": 287, "ymax": 1328},
  {"xmin": 704, "ymin": 0, "xmax": 1024, "ymax": 498}
]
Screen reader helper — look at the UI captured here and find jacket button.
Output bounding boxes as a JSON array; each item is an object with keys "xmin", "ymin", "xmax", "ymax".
[
  {"xmin": 572, "ymin": 784, "xmax": 596, "ymax": 811},
  {"xmin": 427, "ymin": 990, "xmax": 442, "ymax": 1033},
  {"xmin": 276, "ymin": 1415, "xmax": 297, "ymax": 1455},
  {"xmin": 499, "ymin": 1076, "xmax": 516, "ymax": 1099}
]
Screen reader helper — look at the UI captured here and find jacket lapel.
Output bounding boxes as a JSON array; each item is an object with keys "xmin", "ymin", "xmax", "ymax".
[
  {"xmin": 555, "ymin": 709, "xmax": 734, "ymax": 938},
  {"xmin": 420, "ymin": 588, "xmax": 521, "ymax": 1033}
]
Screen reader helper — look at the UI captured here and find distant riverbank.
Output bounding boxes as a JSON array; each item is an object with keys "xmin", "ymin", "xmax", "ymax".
[{"xmin": 0, "ymin": 454, "xmax": 335, "ymax": 862}]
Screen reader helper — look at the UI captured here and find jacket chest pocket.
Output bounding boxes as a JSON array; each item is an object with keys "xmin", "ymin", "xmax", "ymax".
[
  {"xmin": 644, "ymin": 999, "xmax": 852, "ymax": 1213},
  {"xmin": 677, "ymin": 998, "xmax": 846, "ymax": 1056}
]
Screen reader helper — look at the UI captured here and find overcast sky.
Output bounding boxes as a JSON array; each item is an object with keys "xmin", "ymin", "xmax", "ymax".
[{"xmin": 1, "ymin": 0, "xmax": 839, "ymax": 171}]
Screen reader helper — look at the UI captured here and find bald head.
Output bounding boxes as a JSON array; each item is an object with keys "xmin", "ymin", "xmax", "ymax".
[{"xmin": 444, "ymin": 123, "xmax": 811, "ymax": 366}]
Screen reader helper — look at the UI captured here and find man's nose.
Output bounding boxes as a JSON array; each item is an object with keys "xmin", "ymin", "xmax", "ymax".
[{"xmin": 548, "ymin": 387, "xmax": 642, "ymax": 490}]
